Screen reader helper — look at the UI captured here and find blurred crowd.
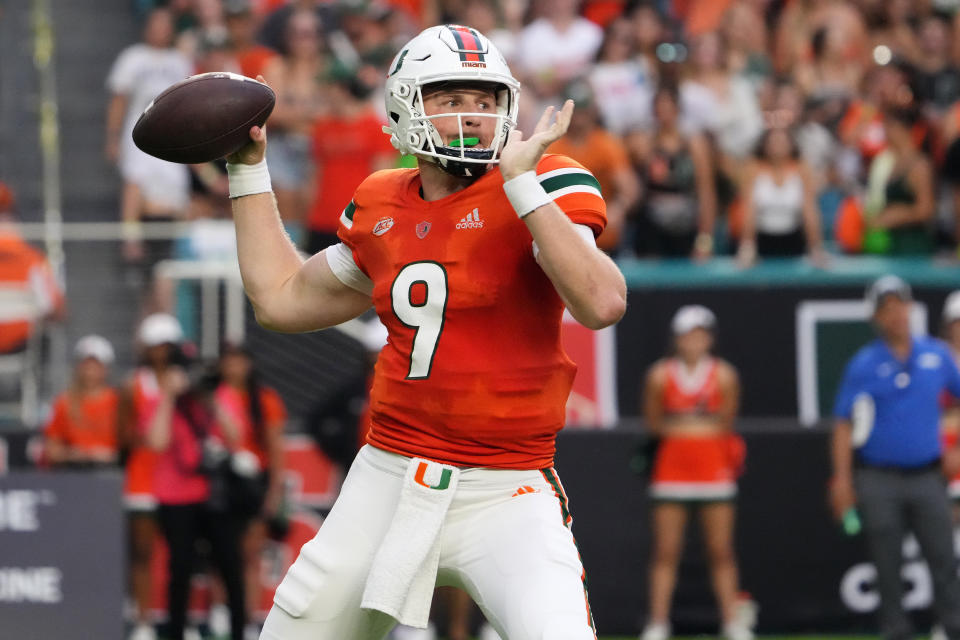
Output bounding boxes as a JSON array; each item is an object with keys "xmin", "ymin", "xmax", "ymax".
[
  {"xmin": 104, "ymin": 0, "xmax": 960, "ymax": 290},
  {"xmin": 38, "ymin": 314, "xmax": 290, "ymax": 640}
]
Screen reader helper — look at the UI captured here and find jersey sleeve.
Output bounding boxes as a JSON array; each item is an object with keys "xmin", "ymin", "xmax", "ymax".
[
  {"xmin": 535, "ymin": 154, "xmax": 607, "ymax": 237},
  {"xmin": 336, "ymin": 170, "xmax": 407, "ymax": 281},
  {"xmin": 335, "ymin": 197, "xmax": 371, "ymax": 275}
]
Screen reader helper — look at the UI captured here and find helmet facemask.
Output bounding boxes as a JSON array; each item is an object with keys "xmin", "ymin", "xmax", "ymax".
[
  {"xmin": 412, "ymin": 82, "xmax": 515, "ymax": 177},
  {"xmin": 383, "ymin": 25, "xmax": 520, "ymax": 177}
]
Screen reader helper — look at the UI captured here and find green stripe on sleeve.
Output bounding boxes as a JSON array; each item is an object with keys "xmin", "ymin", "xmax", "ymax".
[{"xmin": 540, "ymin": 173, "xmax": 602, "ymax": 196}]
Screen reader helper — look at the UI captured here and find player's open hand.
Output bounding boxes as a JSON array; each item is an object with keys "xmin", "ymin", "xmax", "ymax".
[
  {"xmin": 499, "ymin": 100, "xmax": 574, "ymax": 181},
  {"xmin": 225, "ymin": 75, "xmax": 270, "ymax": 165}
]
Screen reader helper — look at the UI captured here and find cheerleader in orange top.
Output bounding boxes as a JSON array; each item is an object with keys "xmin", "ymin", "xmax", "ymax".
[
  {"xmin": 940, "ymin": 291, "xmax": 960, "ymax": 510},
  {"xmin": 43, "ymin": 335, "xmax": 120, "ymax": 469},
  {"xmin": 640, "ymin": 305, "xmax": 751, "ymax": 640},
  {"xmin": 121, "ymin": 313, "xmax": 187, "ymax": 640}
]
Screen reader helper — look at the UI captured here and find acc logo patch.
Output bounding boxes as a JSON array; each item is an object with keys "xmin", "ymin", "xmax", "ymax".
[
  {"xmin": 372, "ymin": 217, "xmax": 394, "ymax": 236},
  {"xmin": 416, "ymin": 221, "xmax": 431, "ymax": 239}
]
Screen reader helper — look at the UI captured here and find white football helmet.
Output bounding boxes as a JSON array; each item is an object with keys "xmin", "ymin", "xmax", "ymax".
[{"xmin": 384, "ymin": 25, "xmax": 520, "ymax": 177}]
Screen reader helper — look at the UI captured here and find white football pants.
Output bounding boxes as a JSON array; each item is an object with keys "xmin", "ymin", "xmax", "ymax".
[{"xmin": 260, "ymin": 445, "xmax": 596, "ymax": 640}]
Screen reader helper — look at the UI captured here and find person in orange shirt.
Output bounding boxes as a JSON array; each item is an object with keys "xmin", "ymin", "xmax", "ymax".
[
  {"xmin": 640, "ymin": 306, "xmax": 752, "ymax": 640},
  {"xmin": 546, "ymin": 80, "xmax": 639, "ymax": 252},
  {"xmin": 0, "ymin": 181, "xmax": 66, "ymax": 354},
  {"xmin": 304, "ymin": 66, "xmax": 396, "ymax": 255},
  {"xmin": 224, "ymin": 0, "xmax": 277, "ymax": 80},
  {"xmin": 44, "ymin": 335, "xmax": 119, "ymax": 469}
]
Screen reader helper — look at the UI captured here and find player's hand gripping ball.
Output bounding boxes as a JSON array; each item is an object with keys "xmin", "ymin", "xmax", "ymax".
[{"xmin": 132, "ymin": 72, "xmax": 275, "ymax": 164}]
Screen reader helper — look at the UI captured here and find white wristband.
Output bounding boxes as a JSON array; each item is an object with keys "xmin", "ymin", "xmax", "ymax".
[
  {"xmin": 503, "ymin": 170, "xmax": 552, "ymax": 219},
  {"xmin": 226, "ymin": 158, "xmax": 272, "ymax": 199}
]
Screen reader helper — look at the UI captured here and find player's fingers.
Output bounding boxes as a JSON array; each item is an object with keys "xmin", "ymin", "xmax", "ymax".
[
  {"xmin": 545, "ymin": 100, "xmax": 573, "ymax": 138},
  {"xmin": 251, "ymin": 125, "xmax": 266, "ymax": 142},
  {"xmin": 555, "ymin": 99, "xmax": 574, "ymax": 132},
  {"xmin": 533, "ymin": 103, "xmax": 573, "ymax": 148},
  {"xmin": 533, "ymin": 105, "xmax": 555, "ymax": 135},
  {"xmin": 504, "ymin": 128, "xmax": 523, "ymax": 146}
]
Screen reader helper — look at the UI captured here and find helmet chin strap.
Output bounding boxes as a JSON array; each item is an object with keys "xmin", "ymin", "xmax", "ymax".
[
  {"xmin": 420, "ymin": 152, "xmax": 492, "ymax": 178},
  {"xmin": 433, "ymin": 144, "xmax": 497, "ymax": 177},
  {"xmin": 439, "ymin": 159, "xmax": 491, "ymax": 178}
]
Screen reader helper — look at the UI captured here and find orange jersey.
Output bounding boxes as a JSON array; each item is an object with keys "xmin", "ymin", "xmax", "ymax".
[
  {"xmin": 44, "ymin": 388, "xmax": 120, "ymax": 454},
  {"xmin": 661, "ymin": 357, "xmax": 723, "ymax": 416},
  {"xmin": 338, "ymin": 154, "xmax": 606, "ymax": 469}
]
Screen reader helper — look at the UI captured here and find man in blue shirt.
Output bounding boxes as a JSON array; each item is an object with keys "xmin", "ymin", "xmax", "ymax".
[{"xmin": 832, "ymin": 275, "xmax": 960, "ymax": 640}]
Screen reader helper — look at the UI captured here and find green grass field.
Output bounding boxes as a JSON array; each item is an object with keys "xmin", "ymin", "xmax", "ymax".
[
  {"xmin": 602, "ymin": 637, "xmax": 882, "ymax": 640},
  {"xmin": 601, "ymin": 637, "xmax": 893, "ymax": 640}
]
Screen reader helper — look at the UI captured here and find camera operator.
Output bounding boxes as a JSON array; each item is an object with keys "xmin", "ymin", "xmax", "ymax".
[{"xmin": 145, "ymin": 355, "xmax": 247, "ymax": 640}]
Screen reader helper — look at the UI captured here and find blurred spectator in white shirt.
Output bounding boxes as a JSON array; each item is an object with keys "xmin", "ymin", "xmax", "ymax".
[
  {"xmin": 681, "ymin": 31, "xmax": 763, "ymax": 180},
  {"xmin": 515, "ymin": 0, "xmax": 603, "ymax": 128},
  {"xmin": 589, "ymin": 15, "xmax": 655, "ymax": 136},
  {"xmin": 105, "ymin": 7, "xmax": 193, "ymax": 304}
]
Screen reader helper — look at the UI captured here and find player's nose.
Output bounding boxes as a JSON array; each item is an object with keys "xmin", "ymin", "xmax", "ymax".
[{"xmin": 462, "ymin": 111, "xmax": 482, "ymax": 128}]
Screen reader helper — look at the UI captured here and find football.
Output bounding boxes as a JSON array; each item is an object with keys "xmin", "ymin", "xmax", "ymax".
[{"xmin": 132, "ymin": 72, "xmax": 275, "ymax": 164}]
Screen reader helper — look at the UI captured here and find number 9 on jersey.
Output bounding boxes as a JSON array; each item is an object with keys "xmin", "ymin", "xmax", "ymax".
[{"xmin": 391, "ymin": 261, "xmax": 449, "ymax": 380}]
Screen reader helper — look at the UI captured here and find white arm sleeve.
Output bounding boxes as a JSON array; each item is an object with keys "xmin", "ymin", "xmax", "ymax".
[
  {"xmin": 325, "ymin": 242, "xmax": 374, "ymax": 295},
  {"xmin": 532, "ymin": 223, "xmax": 597, "ymax": 260}
]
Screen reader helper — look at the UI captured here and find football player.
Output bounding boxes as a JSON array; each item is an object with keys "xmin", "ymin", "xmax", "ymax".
[{"xmin": 225, "ymin": 25, "xmax": 626, "ymax": 640}]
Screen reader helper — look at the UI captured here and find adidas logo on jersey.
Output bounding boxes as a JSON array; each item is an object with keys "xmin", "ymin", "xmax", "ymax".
[{"xmin": 456, "ymin": 208, "xmax": 484, "ymax": 229}]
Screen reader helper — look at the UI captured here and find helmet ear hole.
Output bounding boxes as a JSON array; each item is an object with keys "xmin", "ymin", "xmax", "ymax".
[
  {"xmin": 396, "ymin": 83, "xmax": 411, "ymax": 98},
  {"xmin": 407, "ymin": 132, "xmax": 422, "ymax": 148}
]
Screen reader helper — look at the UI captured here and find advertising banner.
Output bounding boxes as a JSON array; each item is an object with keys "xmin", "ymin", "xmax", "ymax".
[{"xmin": 0, "ymin": 471, "xmax": 124, "ymax": 638}]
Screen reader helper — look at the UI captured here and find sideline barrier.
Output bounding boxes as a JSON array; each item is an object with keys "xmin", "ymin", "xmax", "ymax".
[
  {"xmin": 0, "ymin": 471, "xmax": 124, "ymax": 638},
  {"xmin": 3, "ymin": 426, "xmax": 955, "ymax": 634},
  {"xmin": 555, "ymin": 425, "xmax": 945, "ymax": 634}
]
